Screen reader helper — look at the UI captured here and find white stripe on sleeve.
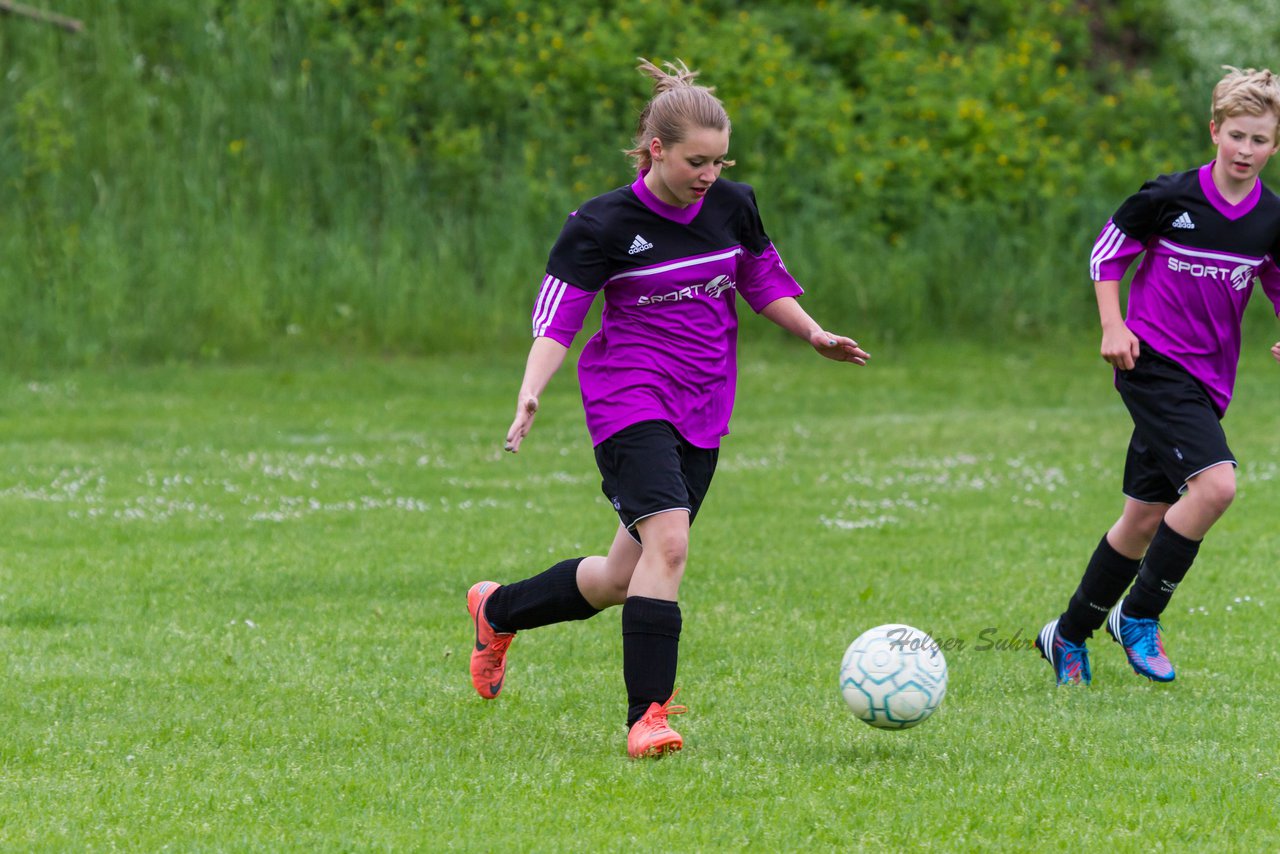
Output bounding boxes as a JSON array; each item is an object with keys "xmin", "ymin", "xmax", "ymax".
[
  {"xmin": 532, "ymin": 275, "xmax": 567, "ymax": 337},
  {"xmin": 1090, "ymin": 222, "xmax": 1131, "ymax": 281}
]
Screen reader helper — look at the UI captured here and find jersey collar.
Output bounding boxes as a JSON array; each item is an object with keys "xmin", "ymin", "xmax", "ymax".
[
  {"xmin": 631, "ymin": 169, "xmax": 705, "ymax": 225},
  {"xmin": 1199, "ymin": 161, "xmax": 1261, "ymax": 221}
]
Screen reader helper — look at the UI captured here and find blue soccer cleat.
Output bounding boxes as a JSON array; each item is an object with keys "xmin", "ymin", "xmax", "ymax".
[
  {"xmin": 1106, "ymin": 602, "xmax": 1175, "ymax": 682},
  {"xmin": 1035, "ymin": 618, "xmax": 1091, "ymax": 686}
]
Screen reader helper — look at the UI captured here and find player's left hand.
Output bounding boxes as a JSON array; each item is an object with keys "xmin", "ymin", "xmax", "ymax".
[
  {"xmin": 810, "ymin": 331, "xmax": 869, "ymax": 365},
  {"xmin": 504, "ymin": 394, "xmax": 540, "ymax": 453},
  {"xmin": 1271, "ymin": 341, "xmax": 1280, "ymax": 363}
]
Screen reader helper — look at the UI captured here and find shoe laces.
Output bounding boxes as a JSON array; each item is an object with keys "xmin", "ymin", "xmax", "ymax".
[
  {"xmin": 488, "ymin": 632, "xmax": 514, "ymax": 655},
  {"xmin": 1125, "ymin": 617, "xmax": 1164, "ymax": 659},
  {"xmin": 1056, "ymin": 637, "xmax": 1091, "ymax": 683},
  {"xmin": 646, "ymin": 690, "xmax": 687, "ymax": 725}
]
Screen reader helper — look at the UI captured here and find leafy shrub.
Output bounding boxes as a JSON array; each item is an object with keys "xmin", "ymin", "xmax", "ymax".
[{"xmin": 0, "ymin": 0, "xmax": 1210, "ymax": 362}]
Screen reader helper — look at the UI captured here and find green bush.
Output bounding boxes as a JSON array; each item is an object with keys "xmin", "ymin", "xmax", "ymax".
[
  {"xmin": 0, "ymin": 0, "xmax": 1214, "ymax": 364},
  {"xmin": 310, "ymin": 0, "xmax": 1197, "ymax": 229}
]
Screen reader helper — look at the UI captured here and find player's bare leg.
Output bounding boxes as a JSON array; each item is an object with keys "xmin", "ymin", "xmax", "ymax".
[
  {"xmin": 1164, "ymin": 462, "xmax": 1235, "ymax": 540},
  {"xmin": 1039, "ymin": 497, "xmax": 1168, "ymax": 685},
  {"xmin": 576, "ymin": 524, "xmax": 642, "ymax": 609},
  {"xmin": 467, "ymin": 527, "xmax": 644, "ymax": 700},
  {"xmin": 1109, "ymin": 465, "xmax": 1232, "ymax": 681},
  {"xmin": 627, "ymin": 510, "xmax": 689, "ymax": 600},
  {"xmin": 1105, "ymin": 497, "xmax": 1170, "ymax": 559},
  {"xmin": 623, "ymin": 510, "xmax": 690, "ymax": 757}
]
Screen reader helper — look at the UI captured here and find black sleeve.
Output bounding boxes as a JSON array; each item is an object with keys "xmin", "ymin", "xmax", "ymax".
[
  {"xmin": 1110, "ymin": 174, "xmax": 1171, "ymax": 241},
  {"xmin": 737, "ymin": 186, "xmax": 773, "ymax": 255},
  {"xmin": 545, "ymin": 211, "xmax": 609, "ymax": 293}
]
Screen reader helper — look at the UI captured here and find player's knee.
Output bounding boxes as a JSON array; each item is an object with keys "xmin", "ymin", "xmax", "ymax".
[
  {"xmin": 1188, "ymin": 466, "xmax": 1236, "ymax": 516},
  {"xmin": 607, "ymin": 579, "xmax": 633, "ymax": 605},
  {"xmin": 635, "ymin": 512, "xmax": 690, "ymax": 574},
  {"xmin": 1117, "ymin": 505, "xmax": 1165, "ymax": 547},
  {"xmin": 598, "ymin": 570, "xmax": 633, "ymax": 605},
  {"xmin": 1204, "ymin": 480, "xmax": 1236, "ymax": 516},
  {"xmin": 582, "ymin": 555, "xmax": 634, "ymax": 608},
  {"xmin": 1133, "ymin": 508, "xmax": 1164, "ymax": 538},
  {"xmin": 651, "ymin": 539, "xmax": 688, "ymax": 575}
]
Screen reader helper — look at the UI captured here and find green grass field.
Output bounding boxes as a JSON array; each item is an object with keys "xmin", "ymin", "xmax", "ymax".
[{"xmin": 3, "ymin": 337, "xmax": 1279, "ymax": 849}]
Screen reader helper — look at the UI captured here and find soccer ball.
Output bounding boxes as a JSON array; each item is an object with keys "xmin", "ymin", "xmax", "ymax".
[{"xmin": 839, "ymin": 624, "xmax": 947, "ymax": 729}]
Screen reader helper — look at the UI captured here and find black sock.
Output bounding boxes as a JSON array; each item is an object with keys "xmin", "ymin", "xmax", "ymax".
[
  {"xmin": 1123, "ymin": 520, "xmax": 1200, "ymax": 620},
  {"xmin": 622, "ymin": 596, "xmax": 681, "ymax": 729},
  {"xmin": 483, "ymin": 558, "xmax": 599, "ymax": 633},
  {"xmin": 1058, "ymin": 534, "xmax": 1142, "ymax": 644}
]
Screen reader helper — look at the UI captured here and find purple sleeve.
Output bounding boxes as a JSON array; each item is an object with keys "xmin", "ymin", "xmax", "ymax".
[
  {"xmin": 737, "ymin": 243, "xmax": 804, "ymax": 313},
  {"xmin": 531, "ymin": 274, "xmax": 596, "ymax": 346},
  {"xmin": 1259, "ymin": 257, "xmax": 1280, "ymax": 316},
  {"xmin": 1090, "ymin": 219, "xmax": 1145, "ymax": 282}
]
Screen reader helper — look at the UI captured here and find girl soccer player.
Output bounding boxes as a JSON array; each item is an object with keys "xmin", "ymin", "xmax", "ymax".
[
  {"xmin": 467, "ymin": 58, "xmax": 868, "ymax": 756},
  {"xmin": 1036, "ymin": 66, "xmax": 1280, "ymax": 685}
]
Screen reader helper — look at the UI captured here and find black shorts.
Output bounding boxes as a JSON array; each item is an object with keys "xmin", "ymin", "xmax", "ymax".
[
  {"xmin": 593, "ymin": 420, "xmax": 718, "ymax": 544},
  {"xmin": 1115, "ymin": 346, "xmax": 1235, "ymax": 505}
]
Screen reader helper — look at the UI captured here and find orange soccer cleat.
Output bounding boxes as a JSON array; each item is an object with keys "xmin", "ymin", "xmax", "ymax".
[
  {"xmin": 467, "ymin": 581, "xmax": 515, "ymax": 699},
  {"xmin": 626, "ymin": 692, "xmax": 687, "ymax": 759}
]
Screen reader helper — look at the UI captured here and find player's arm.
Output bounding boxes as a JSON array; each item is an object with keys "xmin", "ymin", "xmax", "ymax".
[
  {"xmin": 759, "ymin": 296, "xmax": 869, "ymax": 365},
  {"xmin": 504, "ymin": 336, "xmax": 569, "ymax": 453},
  {"xmin": 510, "ymin": 209, "xmax": 605, "ymax": 453},
  {"xmin": 1257, "ymin": 258, "xmax": 1280, "ymax": 364},
  {"xmin": 1095, "ymin": 279, "xmax": 1140, "ymax": 370},
  {"xmin": 734, "ymin": 187, "xmax": 865, "ymax": 364},
  {"xmin": 1091, "ymin": 181, "xmax": 1160, "ymax": 371}
]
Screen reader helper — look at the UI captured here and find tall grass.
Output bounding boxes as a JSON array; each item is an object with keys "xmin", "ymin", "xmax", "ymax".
[
  {"xmin": 0, "ymin": 2, "xmax": 1219, "ymax": 367},
  {"xmin": 767, "ymin": 199, "xmax": 1113, "ymax": 344}
]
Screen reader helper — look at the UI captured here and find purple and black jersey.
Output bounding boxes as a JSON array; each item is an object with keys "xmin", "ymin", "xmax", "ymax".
[
  {"xmin": 532, "ymin": 171, "xmax": 803, "ymax": 448},
  {"xmin": 1090, "ymin": 162, "xmax": 1280, "ymax": 415}
]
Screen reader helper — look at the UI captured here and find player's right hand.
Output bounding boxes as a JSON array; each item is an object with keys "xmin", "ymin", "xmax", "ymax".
[
  {"xmin": 1100, "ymin": 322, "xmax": 1140, "ymax": 371},
  {"xmin": 504, "ymin": 395, "xmax": 539, "ymax": 453}
]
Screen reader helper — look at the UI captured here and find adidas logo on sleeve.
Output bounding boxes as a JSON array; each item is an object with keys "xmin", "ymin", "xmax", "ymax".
[
  {"xmin": 628, "ymin": 234, "xmax": 654, "ymax": 255},
  {"xmin": 1171, "ymin": 212, "xmax": 1195, "ymax": 230}
]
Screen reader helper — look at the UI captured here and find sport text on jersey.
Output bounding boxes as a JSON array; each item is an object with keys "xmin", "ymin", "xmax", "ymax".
[
  {"xmin": 636, "ymin": 275, "xmax": 736, "ymax": 306},
  {"xmin": 1164, "ymin": 257, "xmax": 1257, "ymax": 291},
  {"xmin": 1156, "ymin": 237, "xmax": 1265, "ymax": 293}
]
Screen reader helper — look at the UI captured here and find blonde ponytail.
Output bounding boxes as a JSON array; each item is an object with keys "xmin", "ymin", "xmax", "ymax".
[{"xmin": 625, "ymin": 58, "xmax": 734, "ymax": 170}]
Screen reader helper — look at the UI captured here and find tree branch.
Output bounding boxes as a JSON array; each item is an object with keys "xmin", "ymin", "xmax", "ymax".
[{"xmin": 0, "ymin": 1, "xmax": 85, "ymax": 34}]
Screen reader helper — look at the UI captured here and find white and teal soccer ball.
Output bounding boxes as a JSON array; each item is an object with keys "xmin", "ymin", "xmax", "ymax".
[{"xmin": 839, "ymin": 623, "xmax": 947, "ymax": 729}]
